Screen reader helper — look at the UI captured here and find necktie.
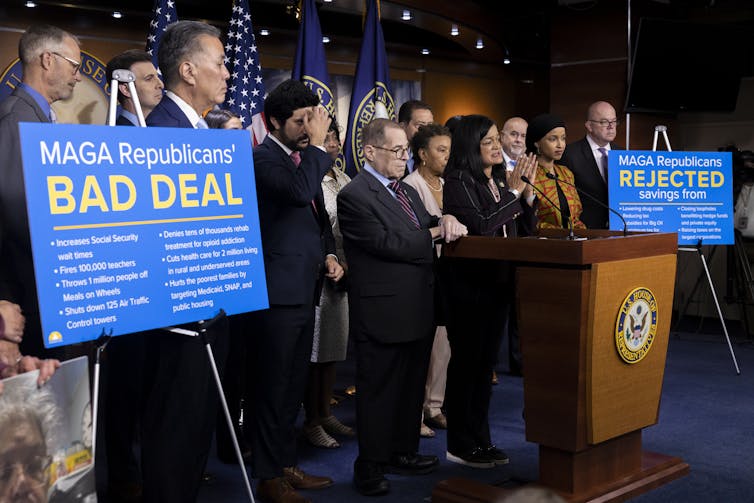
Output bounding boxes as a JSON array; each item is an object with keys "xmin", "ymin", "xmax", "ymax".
[
  {"xmin": 389, "ymin": 181, "xmax": 420, "ymax": 229},
  {"xmin": 290, "ymin": 151, "xmax": 318, "ymax": 216},
  {"xmin": 508, "ymin": 159, "xmax": 516, "ymax": 171},
  {"xmin": 598, "ymin": 147, "xmax": 608, "ymax": 183},
  {"xmin": 49, "ymin": 108, "xmax": 57, "ymax": 123},
  {"xmin": 195, "ymin": 117, "xmax": 209, "ymax": 129}
]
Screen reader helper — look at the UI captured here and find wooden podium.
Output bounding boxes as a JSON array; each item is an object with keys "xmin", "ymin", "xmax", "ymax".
[{"xmin": 433, "ymin": 230, "xmax": 689, "ymax": 503}]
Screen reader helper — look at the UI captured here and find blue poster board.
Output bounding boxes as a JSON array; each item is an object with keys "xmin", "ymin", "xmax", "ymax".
[
  {"xmin": 608, "ymin": 150, "xmax": 733, "ymax": 245},
  {"xmin": 19, "ymin": 123, "xmax": 268, "ymax": 348}
]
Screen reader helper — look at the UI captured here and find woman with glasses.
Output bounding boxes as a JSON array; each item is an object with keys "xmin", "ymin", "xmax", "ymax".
[
  {"xmin": 527, "ymin": 114, "xmax": 586, "ymax": 230},
  {"xmin": 441, "ymin": 114, "xmax": 538, "ymax": 468},
  {"xmin": 403, "ymin": 123, "xmax": 452, "ymax": 439}
]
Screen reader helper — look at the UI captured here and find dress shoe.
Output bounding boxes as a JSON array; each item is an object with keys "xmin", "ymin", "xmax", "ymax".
[
  {"xmin": 420, "ymin": 423, "xmax": 435, "ymax": 438},
  {"xmin": 423, "ymin": 412, "xmax": 448, "ymax": 430},
  {"xmin": 385, "ymin": 453, "xmax": 439, "ymax": 475},
  {"xmin": 283, "ymin": 466, "xmax": 333, "ymax": 490},
  {"xmin": 491, "ymin": 370, "xmax": 499, "ymax": 385},
  {"xmin": 353, "ymin": 459, "xmax": 390, "ymax": 496},
  {"xmin": 256, "ymin": 477, "xmax": 311, "ymax": 503}
]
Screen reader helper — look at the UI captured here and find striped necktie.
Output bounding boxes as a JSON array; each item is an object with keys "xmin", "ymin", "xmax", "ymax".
[
  {"xmin": 598, "ymin": 147, "xmax": 609, "ymax": 183},
  {"xmin": 389, "ymin": 181, "xmax": 420, "ymax": 229}
]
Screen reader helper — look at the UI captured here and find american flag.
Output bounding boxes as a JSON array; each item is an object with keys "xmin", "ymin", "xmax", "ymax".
[
  {"xmin": 145, "ymin": 0, "xmax": 178, "ymax": 69},
  {"xmin": 224, "ymin": 0, "xmax": 268, "ymax": 146}
]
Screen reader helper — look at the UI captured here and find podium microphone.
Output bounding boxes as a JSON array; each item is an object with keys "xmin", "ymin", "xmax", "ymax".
[
  {"xmin": 545, "ymin": 172, "xmax": 628, "ymax": 236},
  {"xmin": 520, "ymin": 175, "xmax": 575, "ymax": 241}
]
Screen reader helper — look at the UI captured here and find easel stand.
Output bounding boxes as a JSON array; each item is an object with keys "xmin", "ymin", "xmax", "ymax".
[
  {"xmin": 165, "ymin": 310, "xmax": 256, "ymax": 503},
  {"xmin": 91, "ymin": 330, "xmax": 112, "ymax": 457},
  {"xmin": 678, "ymin": 243, "xmax": 741, "ymax": 374},
  {"xmin": 653, "ymin": 125, "xmax": 740, "ymax": 374}
]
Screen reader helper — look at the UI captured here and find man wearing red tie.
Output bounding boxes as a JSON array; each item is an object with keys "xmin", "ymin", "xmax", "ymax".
[{"xmin": 248, "ymin": 79, "xmax": 344, "ymax": 503}]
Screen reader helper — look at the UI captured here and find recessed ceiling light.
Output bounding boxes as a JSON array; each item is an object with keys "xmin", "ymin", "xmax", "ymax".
[
  {"xmin": 402, "ymin": 10, "xmax": 412, "ymax": 21},
  {"xmin": 503, "ymin": 57, "xmax": 511, "ymax": 64},
  {"xmin": 322, "ymin": 36, "xmax": 330, "ymax": 44},
  {"xmin": 476, "ymin": 37, "xmax": 484, "ymax": 50},
  {"xmin": 421, "ymin": 48, "xmax": 430, "ymax": 55},
  {"xmin": 25, "ymin": 0, "xmax": 36, "ymax": 6},
  {"xmin": 259, "ymin": 29, "xmax": 270, "ymax": 36},
  {"xmin": 451, "ymin": 24, "xmax": 459, "ymax": 36},
  {"xmin": 323, "ymin": 0, "xmax": 333, "ymax": 2},
  {"xmin": 112, "ymin": 11, "xmax": 122, "ymax": 19}
]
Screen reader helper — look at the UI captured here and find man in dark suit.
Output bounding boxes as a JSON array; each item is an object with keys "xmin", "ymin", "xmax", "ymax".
[
  {"xmin": 560, "ymin": 101, "xmax": 621, "ymax": 229},
  {"xmin": 140, "ymin": 21, "xmax": 231, "ymax": 503},
  {"xmin": 101, "ymin": 49, "xmax": 163, "ymax": 503},
  {"xmin": 397, "ymin": 100, "xmax": 433, "ymax": 176},
  {"xmin": 337, "ymin": 118, "xmax": 466, "ymax": 496},
  {"xmin": 0, "ymin": 24, "xmax": 82, "ymax": 359},
  {"xmin": 105, "ymin": 49, "xmax": 163, "ymax": 126},
  {"xmin": 248, "ymin": 79, "xmax": 344, "ymax": 503}
]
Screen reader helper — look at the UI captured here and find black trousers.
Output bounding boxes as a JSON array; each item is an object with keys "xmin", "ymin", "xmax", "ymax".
[
  {"xmin": 103, "ymin": 331, "xmax": 146, "ymax": 491},
  {"xmin": 216, "ymin": 313, "xmax": 250, "ymax": 458},
  {"xmin": 246, "ymin": 303, "xmax": 315, "ymax": 480},
  {"xmin": 445, "ymin": 283, "xmax": 508, "ymax": 455},
  {"xmin": 354, "ymin": 333, "xmax": 433, "ymax": 464},
  {"xmin": 140, "ymin": 319, "xmax": 229, "ymax": 503}
]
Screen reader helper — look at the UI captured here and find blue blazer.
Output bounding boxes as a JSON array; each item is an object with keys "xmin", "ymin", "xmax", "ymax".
[
  {"xmin": 253, "ymin": 135, "xmax": 336, "ymax": 306},
  {"xmin": 146, "ymin": 96, "xmax": 194, "ymax": 128}
]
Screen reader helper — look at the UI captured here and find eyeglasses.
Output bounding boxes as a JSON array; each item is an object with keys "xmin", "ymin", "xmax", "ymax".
[
  {"xmin": 480, "ymin": 137, "xmax": 502, "ymax": 148},
  {"xmin": 51, "ymin": 51, "xmax": 81, "ymax": 74},
  {"xmin": 588, "ymin": 119, "xmax": 620, "ymax": 127},
  {"xmin": 0, "ymin": 455, "xmax": 52, "ymax": 486},
  {"xmin": 372, "ymin": 145, "xmax": 410, "ymax": 159}
]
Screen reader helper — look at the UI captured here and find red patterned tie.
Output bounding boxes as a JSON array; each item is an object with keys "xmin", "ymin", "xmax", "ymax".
[
  {"xmin": 290, "ymin": 151, "xmax": 318, "ymax": 216},
  {"xmin": 389, "ymin": 181, "xmax": 420, "ymax": 229}
]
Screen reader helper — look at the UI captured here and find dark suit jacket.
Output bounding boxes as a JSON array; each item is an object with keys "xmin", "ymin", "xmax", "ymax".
[
  {"xmin": 146, "ymin": 96, "xmax": 194, "ymax": 128},
  {"xmin": 116, "ymin": 114, "xmax": 136, "ymax": 126},
  {"xmin": 0, "ymin": 86, "xmax": 50, "ymax": 337},
  {"xmin": 338, "ymin": 169, "xmax": 439, "ymax": 344},
  {"xmin": 560, "ymin": 137, "xmax": 620, "ymax": 229},
  {"xmin": 253, "ymin": 135, "xmax": 336, "ymax": 306}
]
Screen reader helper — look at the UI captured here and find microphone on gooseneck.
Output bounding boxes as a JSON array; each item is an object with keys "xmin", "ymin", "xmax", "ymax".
[
  {"xmin": 520, "ymin": 175, "xmax": 575, "ymax": 241},
  {"xmin": 545, "ymin": 172, "xmax": 628, "ymax": 237}
]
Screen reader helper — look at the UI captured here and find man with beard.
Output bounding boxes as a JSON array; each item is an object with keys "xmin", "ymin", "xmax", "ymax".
[
  {"xmin": 560, "ymin": 101, "xmax": 621, "ymax": 229},
  {"xmin": 0, "ymin": 24, "xmax": 82, "ymax": 359},
  {"xmin": 497, "ymin": 116, "xmax": 528, "ymax": 377},
  {"xmin": 248, "ymin": 79, "xmax": 343, "ymax": 503}
]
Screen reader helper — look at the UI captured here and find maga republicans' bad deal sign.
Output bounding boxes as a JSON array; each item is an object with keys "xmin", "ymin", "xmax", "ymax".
[
  {"xmin": 608, "ymin": 150, "xmax": 733, "ymax": 245},
  {"xmin": 19, "ymin": 123, "xmax": 269, "ymax": 347}
]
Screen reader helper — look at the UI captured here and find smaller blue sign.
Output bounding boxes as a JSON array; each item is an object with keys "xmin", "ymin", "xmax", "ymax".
[
  {"xmin": 608, "ymin": 150, "xmax": 733, "ymax": 245},
  {"xmin": 19, "ymin": 123, "xmax": 269, "ymax": 348}
]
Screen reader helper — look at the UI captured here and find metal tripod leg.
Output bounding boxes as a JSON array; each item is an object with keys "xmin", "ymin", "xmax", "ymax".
[{"xmin": 679, "ymin": 246, "xmax": 741, "ymax": 374}]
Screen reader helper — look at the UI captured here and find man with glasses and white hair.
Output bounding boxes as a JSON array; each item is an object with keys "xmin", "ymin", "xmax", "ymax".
[
  {"xmin": 0, "ymin": 24, "xmax": 82, "ymax": 359},
  {"xmin": 561, "ymin": 101, "xmax": 622, "ymax": 229}
]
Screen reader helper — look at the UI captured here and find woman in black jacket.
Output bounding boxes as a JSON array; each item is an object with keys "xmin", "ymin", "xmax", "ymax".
[{"xmin": 442, "ymin": 114, "xmax": 537, "ymax": 468}]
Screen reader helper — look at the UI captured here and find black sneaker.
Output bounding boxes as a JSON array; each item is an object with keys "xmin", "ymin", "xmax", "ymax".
[
  {"xmin": 446, "ymin": 448, "xmax": 495, "ymax": 469},
  {"xmin": 481, "ymin": 445, "xmax": 509, "ymax": 465}
]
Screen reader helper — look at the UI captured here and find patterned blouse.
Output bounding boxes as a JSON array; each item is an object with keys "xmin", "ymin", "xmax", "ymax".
[{"xmin": 533, "ymin": 163, "xmax": 586, "ymax": 230}]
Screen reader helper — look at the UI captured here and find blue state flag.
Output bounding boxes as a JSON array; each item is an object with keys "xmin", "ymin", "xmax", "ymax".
[
  {"xmin": 343, "ymin": 0, "xmax": 395, "ymax": 176},
  {"xmin": 292, "ymin": 0, "xmax": 335, "ymax": 116},
  {"xmin": 292, "ymin": 0, "xmax": 344, "ymax": 171}
]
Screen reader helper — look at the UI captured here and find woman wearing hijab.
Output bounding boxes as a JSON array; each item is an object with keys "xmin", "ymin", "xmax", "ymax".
[{"xmin": 526, "ymin": 114, "xmax": 586, "ymax": 230}]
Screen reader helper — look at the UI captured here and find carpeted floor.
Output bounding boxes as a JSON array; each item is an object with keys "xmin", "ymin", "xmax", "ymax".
[{"xmin": 196, "ymin": 328, "xmax": 754, "ymax": 503}]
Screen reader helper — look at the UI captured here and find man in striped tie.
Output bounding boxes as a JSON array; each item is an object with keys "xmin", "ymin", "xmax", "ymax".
[{"xmin": 338, "ymin": 118, "xmax": 467, "ymax": 496}]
